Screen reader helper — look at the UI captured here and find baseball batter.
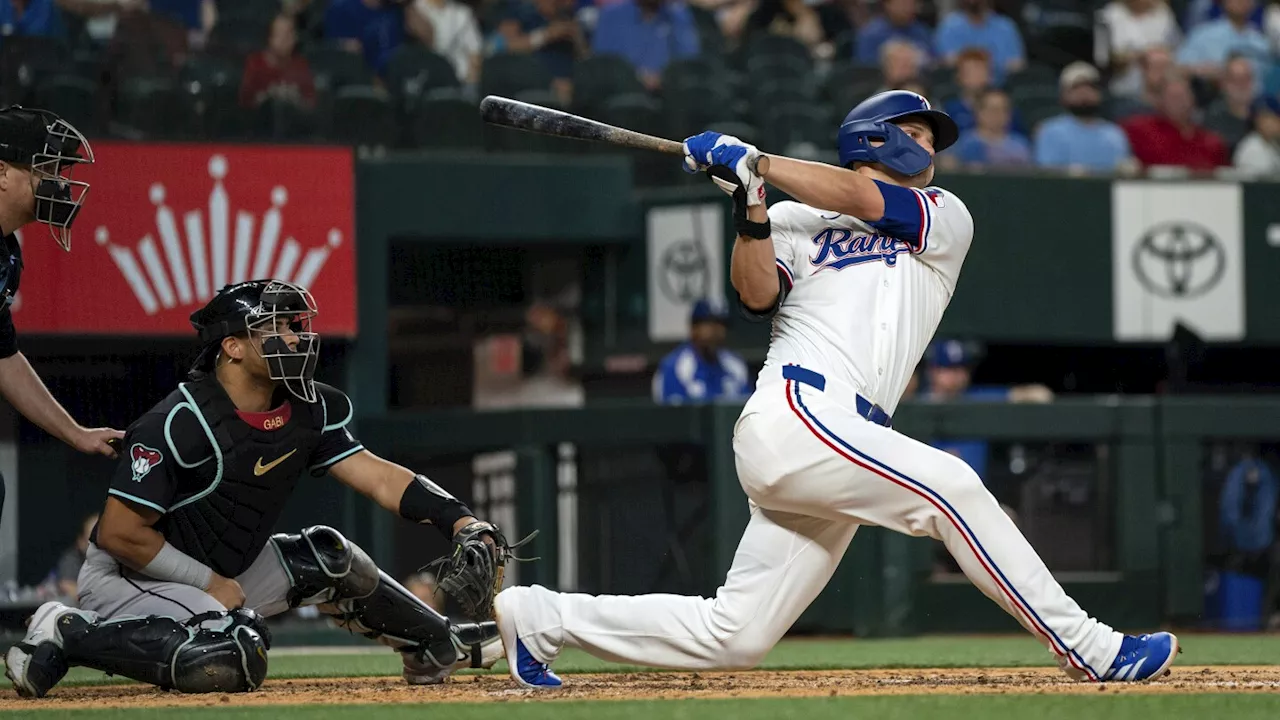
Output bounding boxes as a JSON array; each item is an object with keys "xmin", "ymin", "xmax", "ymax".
[{"xmin": 493, "ymin": 90, "xmax": 1178, "ymax": 687}]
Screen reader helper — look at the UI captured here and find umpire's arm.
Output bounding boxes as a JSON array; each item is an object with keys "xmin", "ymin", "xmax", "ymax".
[
  {"xmin": 0, "ymin": 352, "xmax": 123, "ymax": 456},
  {"xmin": 0, "ymin": 307, "xmax": 124, "ymax": 456}
]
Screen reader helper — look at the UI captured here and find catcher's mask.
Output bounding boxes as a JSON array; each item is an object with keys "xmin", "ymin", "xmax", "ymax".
[
  {"xmin": 190, "ymin": 279, "xmax": 321, "ymax": 402},
  {"xmin": 0, "ymin": 105, "xmax": 94, "ymax": 251}
]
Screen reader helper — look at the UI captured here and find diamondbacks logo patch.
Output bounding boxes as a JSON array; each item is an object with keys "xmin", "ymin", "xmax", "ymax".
[{"xmin": 130, "ymin": 443, "xmax": 163, "ymax": 482}]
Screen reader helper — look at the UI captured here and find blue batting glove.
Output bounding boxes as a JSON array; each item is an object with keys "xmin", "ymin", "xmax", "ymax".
[
  {"xmin": 682, "ymin": 131, "xmax": 724, "ymax": 173},
  {"xmin": 683, "ymin": 133, "xmax": 766, "ymax": 206}
]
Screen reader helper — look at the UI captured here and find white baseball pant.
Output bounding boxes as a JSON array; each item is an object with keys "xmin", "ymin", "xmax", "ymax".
[{"xmin": 499, "ymin": 365, "xmax": 1124, "ymax": 679}]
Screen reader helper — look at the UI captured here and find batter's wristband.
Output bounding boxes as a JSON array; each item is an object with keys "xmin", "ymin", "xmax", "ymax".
[
  {"xmin": 399, "ymin": 474, "xmax": 474, "ymax": 540},
  {"xmin": 733, "ymin": 202, "xmax": 771, "ymax": 239}
]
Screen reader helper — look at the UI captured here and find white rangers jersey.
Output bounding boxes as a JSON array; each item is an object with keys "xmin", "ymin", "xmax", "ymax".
[{"xmin": 749, "ymin": 181, "xmax": 975, "ymax": 416}]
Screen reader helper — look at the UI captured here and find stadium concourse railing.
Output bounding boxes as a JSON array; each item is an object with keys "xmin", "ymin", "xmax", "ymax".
[{"xmin": 351, "ymin": 395, "xmax": 1280, "ymax": 636}]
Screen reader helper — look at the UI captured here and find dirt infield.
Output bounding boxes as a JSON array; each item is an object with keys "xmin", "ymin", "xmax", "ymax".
[{"xmin": 2, "ymin": 666, "xmax": 1278, "ymax": 710}]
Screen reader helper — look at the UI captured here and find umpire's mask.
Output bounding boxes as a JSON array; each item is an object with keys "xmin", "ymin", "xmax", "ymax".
[
  {"xmin": 191, "ymin": 279, "xmax": 322, "ymax": 403},
  {"xmin": 0, "ymin": 105, "xmax": 94, "ymax": 251}
]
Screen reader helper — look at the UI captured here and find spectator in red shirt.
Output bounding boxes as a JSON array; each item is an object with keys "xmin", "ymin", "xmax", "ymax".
[
  {"xmin": 1121, "ymin": 71, "xmax": 1228, "ymax": 170},
  {"xmin": 238, "ymin": 14, "xmax": 317, "ymax": 110}
]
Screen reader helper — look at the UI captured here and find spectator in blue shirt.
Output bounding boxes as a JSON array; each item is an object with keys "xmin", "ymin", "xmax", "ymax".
[
  {"xmin": 592, "ymin": 0, "xmax": 699, "ymax": 92},
  {"xmin": 934, "ymin": 0, "xmax": 1025, "ymax": 85},
  {"xmin": 653, "ymin": 298, "xmax": 751, "ymax": 405},
  {"xmin": 0, "ymin": 0, "xmax": 65, "ymax": 39},
  {"xmin": 496, "ymin": 0, "xmax": 585, "ymax": 102},
  {"xmin": 147, "ymin": 0, "xmax": 216, "ymax": 49},
  {"xmin": 1183, "ymin": 0, "xmax": 1266, "ymax": 30},
  {"xmin": 146, "ymin": 0, "xmax": 207, "ymax": 29},
  {"xmin": 856, "ymin": 0, "xmax": 933, "ymax": 66},
  {"xmin": 946, "ymin": 88, "xmax": 1033, "ymax": 168},
  {"xmin": 1034, "ymin": 61, "xmax": 1136, "ymax": 173},
  {"xmin": 325, "ymin": 0, "xmax": 406, "ymax": 77},
  {"xmin": 920, "ymin": 339, "xmax": 1055, "ymax": 478},
  {"xmin": 1177, "ymin": 0, "xmax": 1270, "ymax": 96},
  {"xmin": 942, "ymin": 47, "xmax": 1028, "ymax": 135}
]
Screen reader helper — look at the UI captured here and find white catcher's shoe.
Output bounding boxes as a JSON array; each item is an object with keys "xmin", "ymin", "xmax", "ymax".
[{"xmin": 5, "ymin": 601, "xmax": 95, "ymax": 698}]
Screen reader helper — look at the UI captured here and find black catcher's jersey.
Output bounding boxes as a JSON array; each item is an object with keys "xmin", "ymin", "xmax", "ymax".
[{"xmin": 104, "ymin": 376, "xmax": 364, "ymax": 577}]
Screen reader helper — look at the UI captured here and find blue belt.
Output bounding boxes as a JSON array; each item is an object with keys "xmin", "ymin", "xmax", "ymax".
[{"xmin": 782, "ymin": 365, "xmax": 892, "ymax": 428}]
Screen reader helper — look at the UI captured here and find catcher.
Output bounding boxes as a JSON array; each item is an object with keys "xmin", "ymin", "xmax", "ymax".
[{"xmin": 6, "ymin": 279, "xmax": 530, "ymax": 698}]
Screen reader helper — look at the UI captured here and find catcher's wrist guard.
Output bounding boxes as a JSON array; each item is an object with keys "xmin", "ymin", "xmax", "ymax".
[
  {"xmin": 399, "ymin": 474, "xmax": 473, "ymax": 539},
  {"xmin": 424, "ymin": 521, "xmax": 538, "ymax": 620}
]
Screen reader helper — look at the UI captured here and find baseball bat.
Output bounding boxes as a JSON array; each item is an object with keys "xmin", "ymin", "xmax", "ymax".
[{"xmin": 478, "ymin": 96, "xmax": 770, "ymax": 175}]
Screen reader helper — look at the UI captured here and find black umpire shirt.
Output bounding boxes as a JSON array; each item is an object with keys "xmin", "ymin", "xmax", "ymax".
[{"xmin": 0, "ymin": 232, "xmax": 21, "ymax": 359}]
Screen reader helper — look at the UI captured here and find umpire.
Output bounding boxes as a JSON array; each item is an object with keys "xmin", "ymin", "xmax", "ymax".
[{"xmin": 0, "ymin": 106, "xmax": 124, "ymax": 526}]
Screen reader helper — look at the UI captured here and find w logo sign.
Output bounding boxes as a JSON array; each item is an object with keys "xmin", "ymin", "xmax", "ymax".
[{"xmin": 14, "ymin": 143, "xmax": 357, "ymax": 336}]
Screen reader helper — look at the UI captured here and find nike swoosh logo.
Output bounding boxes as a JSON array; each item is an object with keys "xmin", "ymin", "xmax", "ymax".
[{"xmin": 254, "ymin": 449, "xmax": 297, "ymax": 476}]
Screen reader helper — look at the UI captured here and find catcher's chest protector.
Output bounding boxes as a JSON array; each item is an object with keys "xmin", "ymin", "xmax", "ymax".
[{"xmin": 159, "ymin": 377, "xmax": 325, "ymax": 578}]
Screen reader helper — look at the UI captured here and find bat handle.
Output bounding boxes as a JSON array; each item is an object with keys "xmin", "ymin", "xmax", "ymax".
[{"xmin": 750, "ymin": 154, "xmax": 771, "ymax": 177}]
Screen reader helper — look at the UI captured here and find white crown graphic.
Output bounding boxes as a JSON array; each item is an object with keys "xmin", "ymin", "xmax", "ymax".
[{"xmin": 95, "ymin": 155, "xmax": 344, "ymax": 315}]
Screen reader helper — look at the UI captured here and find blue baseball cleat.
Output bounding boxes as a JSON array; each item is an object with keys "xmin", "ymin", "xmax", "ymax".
[
  {"xmin": 494, "ymin": 591, "xmax": 562, "ymax": 689},
  {"xmin": 1101, "ymin": 632, "xmax": 1180, "ymax": 682}
]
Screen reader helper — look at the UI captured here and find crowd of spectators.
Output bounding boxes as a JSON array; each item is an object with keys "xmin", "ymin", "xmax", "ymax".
[{"xmin": 1, "ymin": 0, "xmax": 1278, "ymax": 177}]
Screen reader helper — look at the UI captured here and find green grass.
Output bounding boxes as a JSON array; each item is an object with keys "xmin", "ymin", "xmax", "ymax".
[
  {"xmin": 23, "ymin": 633, "xmax": 1280, "ymax": 687},
  {"xmin": 10, "ymin": 696, "xmax": 1280, "ymax": 720}
]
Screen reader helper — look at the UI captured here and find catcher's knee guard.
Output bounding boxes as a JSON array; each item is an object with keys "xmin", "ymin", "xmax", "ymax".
[
  {"xmin": 270, "ymin": 525, "xmax": 493, "ymax": 674},
  {"xmin": 60, "ymin": 608, "xmax": 270, "ymax": 693},
  {"xmin": 269, "ymin": 525, "xmax": 380, "ymax": 608}
]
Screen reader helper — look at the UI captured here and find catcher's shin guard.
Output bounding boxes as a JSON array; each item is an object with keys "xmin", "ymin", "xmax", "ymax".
[
  {"xmin": 59, "ymin": 608, "xmax": 270, "ymax": 693},
  {"xmin": 270, "ymin": 524, "xmax": 498, "ymax": 675},
  {"xmin": 321, "ymin": 569, "xmax": 500, "ymax": 671}
]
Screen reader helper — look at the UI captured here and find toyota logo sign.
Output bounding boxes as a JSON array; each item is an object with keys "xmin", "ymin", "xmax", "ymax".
[{"xmin": 1131, "ymin": 221, "xmax": 1225, "ymax": 299}]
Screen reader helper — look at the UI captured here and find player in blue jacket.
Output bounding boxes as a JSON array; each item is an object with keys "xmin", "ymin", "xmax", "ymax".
[{"xmin": 652, "ymin": 298, "xmax": 751, "ymax": 405}]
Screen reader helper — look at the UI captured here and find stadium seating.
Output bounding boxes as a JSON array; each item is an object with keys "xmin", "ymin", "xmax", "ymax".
[
  {"xmin": 117, "ymin": 77, "xmax": 195, "ymax": 140},
  {"xmin": 571, "ymin": 54, "xmax": 646, "ymax": 117},
  {"xmin": 330, "ymin": 86, "xmax": 398, "ymax": 148},
  {"xmin": 409, "ymin": 89, "xmax": 485, "ymax": 150},
  {"xmin": 35, "ymin": 75, "xmax": 102, "ymax": 136},
  {"xmin": 480, "ymin": 53, "xmax": 556, "ymax": 101},
  {"xmin": 386, "ymin": 45, "xmax": 461, "ymax": 115},
  {"xmin": 307, "ymin": 45, "xmax": 375, "ymax": 94},
  {"xmin": 0, "ymin": 0, "xmax": 1255, "ymax": 180}
]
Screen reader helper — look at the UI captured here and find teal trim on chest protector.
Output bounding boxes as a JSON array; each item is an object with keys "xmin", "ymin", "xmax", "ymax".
[
  {"xmin": 167, "ymin": 383, "xmax": 225, "ymax": 512},
  {"xmin": 320, "ymin": 390, "xmax": 354, "ymax": 432},
  {"xmin": 164, "ymin": 402, "xmax": 214, "ymax": 469}
]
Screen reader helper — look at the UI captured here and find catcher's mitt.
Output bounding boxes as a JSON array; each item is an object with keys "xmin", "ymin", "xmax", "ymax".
[{"xmin": 425, "ymin": 521, "xmax": 538, "ymax": 620}]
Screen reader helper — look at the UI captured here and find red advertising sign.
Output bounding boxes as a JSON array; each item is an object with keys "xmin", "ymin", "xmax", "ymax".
[{"xmin": 12, "ymin": 142, "xmax": 357, "ymax": 336}]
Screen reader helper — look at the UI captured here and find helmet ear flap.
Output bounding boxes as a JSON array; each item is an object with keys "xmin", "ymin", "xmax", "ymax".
[{"xmin": 837, "ymin": 120, "xmax": 934, "ymax": 177}]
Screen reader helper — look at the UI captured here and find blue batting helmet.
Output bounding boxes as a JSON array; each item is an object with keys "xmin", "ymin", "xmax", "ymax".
[
  {"xmin": 690, "ymin": 297, "xmax": 730, "ymax": 324},
  {"xmin": 837, "ymin": 90, "xmax": 960, "ymax": 177},
  {"xmin": 925, "ymin": 338, "xmax": 981, "ymax": 368}
]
